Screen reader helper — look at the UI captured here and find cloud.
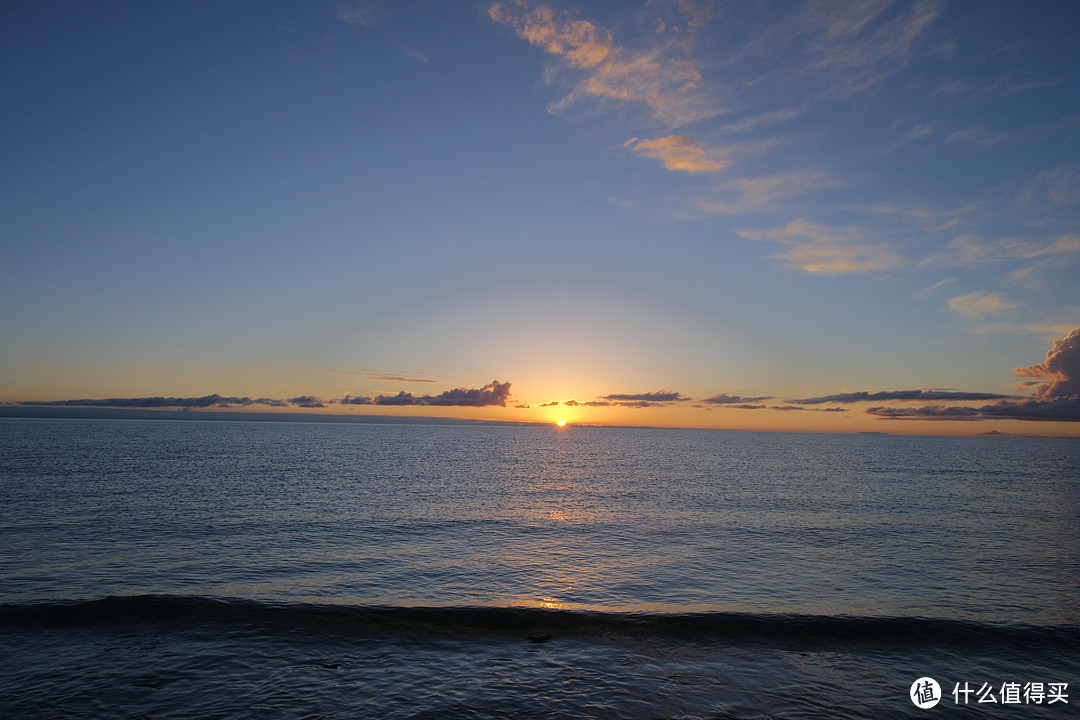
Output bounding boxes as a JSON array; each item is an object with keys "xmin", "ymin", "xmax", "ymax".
[
  {"xmin": 600, "ymin": 390, "xmax": 689, "ymax": 402},
  {"xmin": 21, "ymin": 394, "xmax": 292, "ymax": 409},
  {"xmin": 489, "ymin": 1, "xmax": 721, "ymax": 126},
  {"xmin": 333, "ymin": 3, "xmax": 379, "ymax": 27},
  {"xmin": 371, "ymin": 375, "xmax": 440, "ymax": 383},
  {"xmin": 884, "ymin": 121, "xmax": 934, "ymax": 152},
  {"xmin": 855, "ymin": 328, "xmax": 1080, "ymax": 422},
  {"xmin": 561, "ymin": 391, "xmax": 687, "ymax": 408},
  {"xmin": 861, "ymin": 203, "xmax": 974, "ymax": 233},
  {"xmin": 626, "ymin": 135, "xmax": 727, "ymax": 173},
  {"xmin": 20, "ymin": 380, "xmax": 515, "ymax": 411},
  {"xmin": 539, "ymin": 401, "xmax": 559, "ymax": 407},
  {"xmin": 739, "ymin": 219, "xmax": 900, "ymax": 274},
  {"xmin": 803, "ymin": 0, "xmax": 945, "ymax": 97},
  {"xmin": 946, "ymin": 291, "xmax": 1017, "ymax": 318},
  {"xmin": 790, "ymin": 389, "xmax": 1013, "ymax": 405},
  {"xmin": 404, "ymin": 47, "xmax": 428, "ymax": 64},
  {"xmin": 648, "ymin": 0, "xmax": 717, "ymax": 35},
  {"xmin": 562, "ymin": 399, "xmax": 611, "ymax": 407},
  {"xmin": 1014, "ymin": 327, "xmax": 1080, "ymax": 400},
  {"xmin": 288, "ymin": 396, "xmax": 326, "ymax": 409},
  {"xmin": 774, "ymin": 242, "xmax": 901, "ymax": 275},
  {"xmin": 720, "ymin": 106, "xmax": 806, "ymax": 133},
  {"xmin": 934, "ymin": 75, "xmax": 1060, "ymax": 105},
  {"xmin": 916, "ymin": 277, "xmax": 958, "ymax": 297},
  {"xmin": 374, "ymin": 380, "xmax": 513, "ymax": 407},
  {"xmin": 922, "ymin": 233, "xmax": 1080, "ymax": 267},
  {"xmin": 1020, "ymin": 166, "xmax": 1080, "ymax": 208},
  {"xmin": 702, "ymin": 393, "xmax": 772, "ymax": 404},
  {"xmin": 946, "ymin": 127, "xmax": 1008, "ymax": 145},
  {"xmin": 866, "ymin": 405, "xmax": 980, "ymax": 420},
  {"xmin": 701, "ymin": 172, "xmax": 835, "ymax": 216},
  {"xmin": 867, "ymin": 398, "xmax": 1080, "ymax": 422}
]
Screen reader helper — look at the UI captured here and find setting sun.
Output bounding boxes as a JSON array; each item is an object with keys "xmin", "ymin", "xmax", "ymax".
[{"xmin": 556, "ymin": 418, "xmax": 566, "ymax": 427}]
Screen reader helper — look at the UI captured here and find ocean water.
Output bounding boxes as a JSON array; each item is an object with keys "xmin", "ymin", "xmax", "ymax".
[{"xmin": 1, "ymin": 418, "xmax": 1078, "ymax": 718}]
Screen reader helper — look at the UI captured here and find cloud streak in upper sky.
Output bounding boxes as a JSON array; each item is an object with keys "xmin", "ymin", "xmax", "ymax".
[{"xmin": 489, "ymin": 1, "xmax": 721, "ymax": 127}]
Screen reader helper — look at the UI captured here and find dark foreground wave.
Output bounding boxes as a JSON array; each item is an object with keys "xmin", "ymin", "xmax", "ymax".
[{"xmin": 3, "ymin": 595, "xmax": 1078, "ymax": 650}]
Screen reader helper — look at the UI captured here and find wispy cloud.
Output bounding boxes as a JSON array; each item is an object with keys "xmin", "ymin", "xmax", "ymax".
[
  {"xmin": 720, "ymin": 106, "xmax": 806, "ymax": 133},
  {"xmin": 1020, "ymin": 165, "xmax": 1080, "ymax": 208},
  {"xmin": 489, "ymin": 1, "xmax": 721, "ymax": 126},
  {"xmin": 933, "ymin": 74, "xmax": 1059, "ymax": 104},
  {"xmin": 700, "ymin": 171, "xmax": 834, "ymax": 216},
  {"xmin": 883, "ymin": 121, "xmax": 934, "ymax": 152},
  {"xmin": 739, "ymin": 219, "xmax": 901, "ymax": 274},
  {"xmin": 333, "ymin": 3, "xmax": 379, "ymax": 27},
  {"xmin": 916, "ymin": 277, "xmax": 957, "ymax": 297},
  {"xmin": 946, "ymin": 291, "xmax": 1017, "ymax": 318},
  {"xmin": 801, "ymin": 0, "xmax": 945, "ymax": 97},
  {"xmin": 626, "ymin": 135, "xmax": 727, "ymax": 172},
  {"xmin": 922, "ymin": 232, "xmax": 1080, "ymax": 267},
  {"xmin": 404, "ymin": 47, "xmax": 429, "ymax": 64},
  {"xmin": 945, "ymin": 127, "xmax": 1009, "ymax": 145},
  {"xmin": 861, "ymin": 203, "xmax": 974, "ymax": 233},
  {"xmin": 330, "ymin": 369, "xmax": 441, "ymax": 383}
]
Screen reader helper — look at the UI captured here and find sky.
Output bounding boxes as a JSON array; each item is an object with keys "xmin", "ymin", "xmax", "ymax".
[{"xmin": 2, "ymin": 0, "xmax": 1080, "ymax": 435}]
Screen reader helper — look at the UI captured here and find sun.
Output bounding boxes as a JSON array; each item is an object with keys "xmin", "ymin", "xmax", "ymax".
[{"xmin": 556, "ymin": 418, "xmax": 566, "ymax": 427}]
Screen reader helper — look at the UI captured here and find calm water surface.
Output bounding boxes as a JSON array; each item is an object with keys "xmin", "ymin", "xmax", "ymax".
[{"xmin": 1, "ymin": 418, "xmax": 1078, "ymax": 718}]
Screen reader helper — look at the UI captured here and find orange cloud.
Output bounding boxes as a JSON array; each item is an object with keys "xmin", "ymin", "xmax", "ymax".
[
  {"xmin": 945, "ymin": 291, "xmax": 1017, "ymax": 318},
  {"xmin": 626, "ymin": 135, "xmax": 727, "ymax": 172},
  {"xmin": 489, "ymin": 1, "xmax": 721, "ymax": 126},
  {"xmin": 740, "ymin": 219, "xmax": 901, "ymax": 275}
]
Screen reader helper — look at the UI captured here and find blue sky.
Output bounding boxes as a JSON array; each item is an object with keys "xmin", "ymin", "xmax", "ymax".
[{"xmin": 2, "ymin": 0, "xmax": 1079, "ymax": 433}]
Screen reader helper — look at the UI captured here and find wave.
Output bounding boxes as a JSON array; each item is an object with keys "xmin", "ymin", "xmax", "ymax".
[{"xmin": 2, "ymin": 595, "xmax": 1077, "ymax": 650}]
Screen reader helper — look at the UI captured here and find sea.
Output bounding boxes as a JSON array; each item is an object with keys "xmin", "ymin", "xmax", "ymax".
[{"xmin": 1, "ymin": 417, "xmax": 1078, "ymax": 719}]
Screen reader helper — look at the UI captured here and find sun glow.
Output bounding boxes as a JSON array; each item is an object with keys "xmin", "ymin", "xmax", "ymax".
[{"xmin": 556, "ymin": 418, "xmax": 566, "ymax": 427}]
